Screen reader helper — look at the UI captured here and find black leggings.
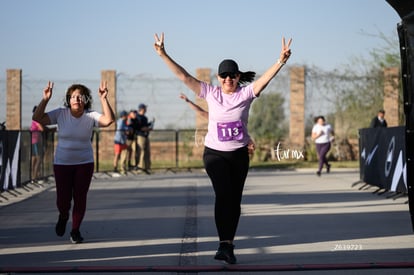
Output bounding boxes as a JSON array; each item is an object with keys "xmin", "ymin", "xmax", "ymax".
[{"xmin": 203, "ymin": 146, "xmax": 249, "ymax": 241}]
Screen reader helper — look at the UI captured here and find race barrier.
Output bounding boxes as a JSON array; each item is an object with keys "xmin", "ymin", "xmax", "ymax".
[
  {"xmin": 359, "ymin": 126, "xmax": 407, "ymax": 193},
  {"xmin": 387, "ymin": 0, "xmax": 414, "ymax": 230},
  {"xmin": 0, "ymin": 130, "xmax": 54, "ymax": 193},
  {"xmin": 0, "ymin": 130, "xmax": 21, "ymax": 191}
]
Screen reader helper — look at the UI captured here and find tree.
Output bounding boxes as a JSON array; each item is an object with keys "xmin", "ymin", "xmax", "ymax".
[
  {"xmin": 333, "ymin": 31, "xmax": 401, "ymax": 139},
  {"xmin": 303, "ymin": 32, "xmax": 401, "ymax": 160},
  {"xmin": 248, "ymin": 92, "xmax": 287, "ymax": 160}
]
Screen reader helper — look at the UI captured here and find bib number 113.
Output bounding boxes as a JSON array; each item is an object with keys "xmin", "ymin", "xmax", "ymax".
[{"xmin": 217, "ymin": 121, "xmax": 244, "ymax": 141}]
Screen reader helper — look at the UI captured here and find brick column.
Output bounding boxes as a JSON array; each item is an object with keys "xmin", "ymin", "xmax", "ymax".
[
  {"xmin": 6, "ymin": 69, "xmax": 22, "ymax": 130},
  {"xmin": 289, "ymin": 66, "xmax": 306, "ymax": 149},
  {"xmin": 99, "ymin": 70, "xmax": 117, "ymax": 164},
  {"xmin": 101, "ymin": 70, "xmax": 117, "ymax": 124},
  {"xmin": 195, "ymin": 68, "xmax": 210, "ymax": 130},
  {"xmin": 383, "ymin": 67, "xmax": 400, "ymax": 127}
]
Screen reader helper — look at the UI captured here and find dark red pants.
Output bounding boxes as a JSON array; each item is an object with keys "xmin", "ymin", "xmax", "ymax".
[{"xmin": 53, "ymin": 163, "xmax": 94, "ymax": 231}]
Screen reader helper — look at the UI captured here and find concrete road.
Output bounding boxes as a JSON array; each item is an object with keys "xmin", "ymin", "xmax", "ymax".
[{"xmin": 0, "ymin": 169, "xmax": 413, "ymax": 274}]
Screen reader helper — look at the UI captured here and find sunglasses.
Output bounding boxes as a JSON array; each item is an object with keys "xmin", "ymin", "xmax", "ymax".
[{"xmin": 219, "ymin": 72, "xmax": 239, "ymax": 79}]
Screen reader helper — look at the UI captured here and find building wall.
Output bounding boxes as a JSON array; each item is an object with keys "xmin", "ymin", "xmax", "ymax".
[
  {"xmin": 383, "ymin": 67, "xmax": 400, "ymax": 127},
  {"xmin": 6, "ymin": 69, "xmax": 22, "ymax": 130}
]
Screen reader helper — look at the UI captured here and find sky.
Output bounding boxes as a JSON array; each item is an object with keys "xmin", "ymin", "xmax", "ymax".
[
  {"xmin": 0, "ymin": 0, "xmax": 404, "ymax": 129},
  {"xmin": 0, "ymin": 0, "xmax": 402, "ymax": 80}
]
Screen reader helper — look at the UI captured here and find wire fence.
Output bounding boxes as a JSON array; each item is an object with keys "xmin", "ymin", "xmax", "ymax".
[
  {"xmin": 0, "ymin": 65, "xmax": 390, "ymax": 176},
  {"xmin": 1, "ymin": 70, "xmax": 294, "ymax": 130},
  {"xmin": 0, "ymin": 64, "xmax": 391, "ymax": 133},
  {"xmin": 0, "ymin": 128, "xmax": 210, "ymax": 192}
]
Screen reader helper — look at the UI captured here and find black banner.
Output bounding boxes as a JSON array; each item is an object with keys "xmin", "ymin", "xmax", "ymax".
[
  {"xmin": 359, "ymin": 126, "xmax": 406, "ymax": 193},
  {"xmin": 0, "ymin": 131, "xmax": 21, "ymax": 191},
  {"xmin": 387, "ymin": 0, "xmax": 414, "ymax": 232}
]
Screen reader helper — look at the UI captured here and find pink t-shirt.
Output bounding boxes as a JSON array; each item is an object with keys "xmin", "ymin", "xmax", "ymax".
[
  {"xmin": 199, "ymin": 82, "xmax": 256, "ymax": 151},
  {"xmin": 30, "ymin": 121, "xmax": 42, "ymax": 144}
]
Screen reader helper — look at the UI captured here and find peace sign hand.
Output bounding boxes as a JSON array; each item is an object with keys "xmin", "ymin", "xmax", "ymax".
[
  {"xmin": 43, "ymin": 81, "xmax": 54, "ymax": 101},
  {"xmin": 154, "ymin": 32, "xmax": 165, "ymax": 56},
  {"xmin": 98, "ymin": 80, "xmax": 108, "ymax": 99},
  {"xmin": 279, "ymin": 37, "xmax": 292, "ymax": 64},
  {"xmin": 179, "ymin": 92, "xmax": 188, "ymax": 102}
]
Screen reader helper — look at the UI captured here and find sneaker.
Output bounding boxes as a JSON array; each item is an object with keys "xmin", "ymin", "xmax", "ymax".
[
  {"xmin": 55, "ymin": 215, "xmax": 68, "ymax": 237},
  {"xmin": 316, "ymin": 171, "xmax": 321, "ymax": 177},
  {"xmin": 70, "ymin": 230, "xmax": 84, "ymax": 244},
  {"xmin": 214, "ymin": 242, "xmax": 237, "ymax": 264}
]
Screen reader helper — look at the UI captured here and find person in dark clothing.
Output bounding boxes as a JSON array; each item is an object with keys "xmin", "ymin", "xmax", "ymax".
[
  {"xmin": 136, "ymin": 103, "xmax": 154, "ymax": 174},
  {"xmin": 126, "ymin": 110, "xmax": 140, "ymax": 170},
  {"xmin": 370, "ymin": 109, "xmax": 388, "ymax": 128}
]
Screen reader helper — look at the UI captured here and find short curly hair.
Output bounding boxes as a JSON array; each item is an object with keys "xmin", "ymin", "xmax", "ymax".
[
  {"xmin": 314, "ymin": 115, "xmax": 326, "ymax": 123},
  {"xmin": 64, "ymin": 84, "xmax": 93, "ymax": 110}
]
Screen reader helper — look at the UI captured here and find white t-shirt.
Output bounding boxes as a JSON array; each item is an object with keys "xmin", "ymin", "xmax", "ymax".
[
  {"xmin": 312, "ymin": 123, "xmax": 333, "ymax": 144},
  {"xmin": 47, "ymin": 107, "xmax": 102, "ymax": 165}
]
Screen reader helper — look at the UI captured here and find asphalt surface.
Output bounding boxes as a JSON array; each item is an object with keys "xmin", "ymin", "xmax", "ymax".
[{"xmin": 0, "ymin": 168, "xmax": 413, "ymax": 274}]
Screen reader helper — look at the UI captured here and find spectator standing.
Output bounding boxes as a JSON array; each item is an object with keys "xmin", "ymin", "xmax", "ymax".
[
  {"xmin": 136, "ymin": 103, "xmax": 154, "ymax": 174},
  {"xmin": 370, "ymin": 109, "xmax": 388, "ymax": 128},
  {"xmin": 126, "ymin": 110, "xmax": 139, "ymax": 170},
  {"xmin": 113, "ymin": 110, "xmax": 129, "ymax": 174},
  {"xmin": 31, "ymin": 105, "xmax": 44, "ymax": 181}
]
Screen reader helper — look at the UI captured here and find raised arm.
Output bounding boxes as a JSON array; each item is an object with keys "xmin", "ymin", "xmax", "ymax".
[
  {"xmin": 32, "ymin": 81, "xmax": 54, "ymax": 126},
  {"xmin": 97, "ymin": 81, "xmax": 115, "ymax": 127},
  {"xmin": 253, "ymin": 37, "xmax": 292, "ymax": 97},
  {"xmin": 179, "ymin": 93, "xmax": 208, "ymax": 119},
  {"xmin": 154, "ymin": 33, "xmax": 201, "ymax": 95}
]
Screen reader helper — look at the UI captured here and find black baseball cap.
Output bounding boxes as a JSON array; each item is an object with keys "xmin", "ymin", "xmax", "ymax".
[{"xmin": 218, "ymin": 59, "xmax": 240, "ymax": 74}]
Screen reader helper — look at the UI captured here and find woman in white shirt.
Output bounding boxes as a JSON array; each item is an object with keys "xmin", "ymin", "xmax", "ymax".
[
  {"xmin": 311, "ymin": 116, "xmax": 334, "ymax": 176},
  {"xmin": 33, "ymin": 81, "xmax": 115, "ymax": 243}
]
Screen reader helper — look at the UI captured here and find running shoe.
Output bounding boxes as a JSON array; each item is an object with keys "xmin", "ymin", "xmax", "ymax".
[
  {"xmin": 70, "ymin": 230, "xmax": 84, "ymax": 244},
  {"xmin": 55, "ymin": 215, "xmax": 68, "ymax": 237},
  {"xmin": 214, "ymin": 242, "xmax": 237, "ymax": 264}
]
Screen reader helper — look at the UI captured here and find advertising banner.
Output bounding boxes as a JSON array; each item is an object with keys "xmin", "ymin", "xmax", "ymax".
[
  {"xmin": 0, "ymin": 131, "xmax": 21, "ymax": 191},
  {"xmin": 359, "ymin": 126, "xmax": 406, "ymax": 193}
]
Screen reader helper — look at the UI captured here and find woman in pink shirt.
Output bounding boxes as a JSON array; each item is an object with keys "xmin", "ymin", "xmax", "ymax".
[
  {"xmin": 31, "ymin": 105, "xmax": 44, "ymax": 181},
  {"xmin": 154, "ymin": 33, "xmax": 291, "ymax": 264}
]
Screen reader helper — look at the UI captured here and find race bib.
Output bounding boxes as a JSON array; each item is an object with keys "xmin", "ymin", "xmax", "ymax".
[{"xmin": 217, "ymin": 120, "xmax": 244, "ymax": 141}]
